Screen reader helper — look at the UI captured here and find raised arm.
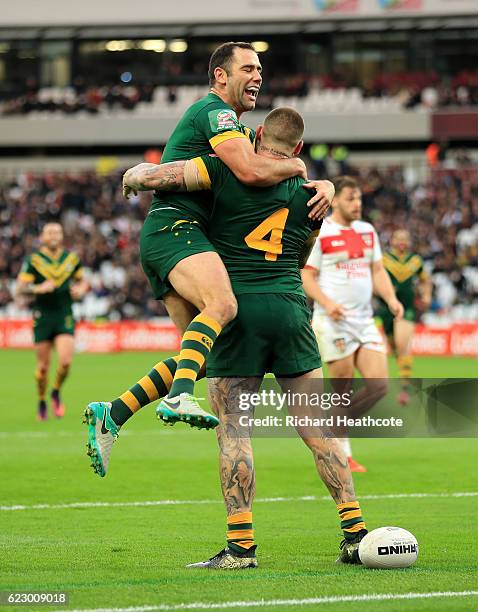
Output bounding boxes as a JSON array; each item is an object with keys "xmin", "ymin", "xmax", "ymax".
[
  {"xmin": 122, "ymin": 160, "xmax": 210, "ymax": 198},
  {"xmin": 213, "ymin": 138, "xmax": 306, "ymax": 187}
]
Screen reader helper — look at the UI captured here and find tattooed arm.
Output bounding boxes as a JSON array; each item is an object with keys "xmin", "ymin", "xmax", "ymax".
[
  {"xmin": 208, "ymin": 377, "xmax": 262, "ymax": 516},
  {"xmin": 122, "ymin": 160, "xmax": 210, "ymax": 198}
]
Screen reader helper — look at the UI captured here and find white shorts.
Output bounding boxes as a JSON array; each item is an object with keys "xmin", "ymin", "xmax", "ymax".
[{"xmin": 312, "ymin": 314, "xmax": 385, "ymax": 363}]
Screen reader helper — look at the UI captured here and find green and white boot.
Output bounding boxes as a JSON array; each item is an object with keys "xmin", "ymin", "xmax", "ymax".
[
  {"xmin": 83, "ymin": 402, "xmax": 120, "ymax": 477},
  {"xmin": 156, "ymin": 393, "xmax": 219, "ymax": 430}
]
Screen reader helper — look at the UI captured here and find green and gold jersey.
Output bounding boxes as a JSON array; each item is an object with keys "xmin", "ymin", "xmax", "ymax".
[
  {"xmin": 382, "ymin": 250, "xmax": 427, "ymax": 308},
  {"xmin": 194, "ymin": 154, "xmax": 319, "ymax": 296},
  {"xmin": 150, "ymin": 93, "xmax": 255, "ymax": 226},
  {"xmin": 18, "ymin": 249, "xmax": 83, "ymax": 312}
]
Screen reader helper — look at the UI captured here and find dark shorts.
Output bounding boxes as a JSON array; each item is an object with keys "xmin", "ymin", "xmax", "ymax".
[
  {"xmin": 207, "ymin": 293, "xmax": 322, "ymax": 378},
  {"xmin": 378, "ymin": 305, "xmax": 416, "ymax": 336},
  {"xmin": 140, "ymin": 208, "xmax": 217, "ymax": 299},
  {"xmin": 33, "ymin": 310, "xmax": 75, "ymax": 343}
]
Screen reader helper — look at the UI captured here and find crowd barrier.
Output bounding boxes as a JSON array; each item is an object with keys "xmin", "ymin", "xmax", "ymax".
[
  {"xmin": 0, "ymin": 320, "xmax": 476, "ymax": 357},
  {"xmin": 0, "ymin": 320, "xmax": 181, "ymax": 352}
]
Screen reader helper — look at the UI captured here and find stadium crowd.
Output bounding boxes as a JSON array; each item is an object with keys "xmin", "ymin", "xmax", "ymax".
[
  {"xmin": 0, "ymin": 155, "xmax": 477, "ymax": 322},
  {"xmin": 3, "ymin": 69, "xmax": 478, "ymax": 116}
]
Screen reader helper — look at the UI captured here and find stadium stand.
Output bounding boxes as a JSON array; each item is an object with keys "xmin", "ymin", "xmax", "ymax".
[
  {"xmin": 1, "ymin": 158, "xmax": 476, "ymax": 324},
  {"xmin": 3, "ymin": 70, "xmax": 478, "ymax": 117}
]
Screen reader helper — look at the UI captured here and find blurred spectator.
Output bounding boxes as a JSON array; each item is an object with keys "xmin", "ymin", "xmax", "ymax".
[
  {"xmin": 4, "ymin": 69, "xmax": 478, "ymax": 116},
  {"xmin": 0, "ymin": 170, "xmax": 167, "ymax": 320},
  {"xmin": 0, "ymin": 159, "xmax": 476, "ymax": 321}
]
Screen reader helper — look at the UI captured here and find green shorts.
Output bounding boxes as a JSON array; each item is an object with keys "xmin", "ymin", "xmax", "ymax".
[
  {"xmin": 33, "ymin": 310, "xmax": 75, "ymax": 343},
  {"xmin": 378, "ymin": 305, "xmax": 416, "ymax": 336},
  {"xmin": 207, "ymin": 293, "xmax": 322, "ymax": 377},
  {"xmin": 140, "ymin": 208, "xmax": 216, "ymax": 299}
]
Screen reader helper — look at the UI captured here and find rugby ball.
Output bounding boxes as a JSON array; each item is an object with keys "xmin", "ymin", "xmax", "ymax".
[{"xmin": 358, "ymin": 527, "xmax": 418, "ymax": 569}]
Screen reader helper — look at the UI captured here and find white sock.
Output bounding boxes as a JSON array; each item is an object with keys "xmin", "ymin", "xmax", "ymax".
[{"xmin": 339, "ymin": 437, "xmax": 352, "ymax": 458}]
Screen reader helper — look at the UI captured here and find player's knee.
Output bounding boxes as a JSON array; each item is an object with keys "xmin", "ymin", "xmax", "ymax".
[
  {"xmin": 223, "ymin": 295, "xmax": 238, "ymax": 323},
  {"xmin": 37, "ymin": 364, "xmax": 49, "ymax": 376},
  {"xmin": 59, "ymin": 361, "xmax": 71, "ymax": 371},
  {"xmin": 208, "ymin": 295, "xmax": 238, "ymax": 326},
  {"xmin": 330, "ymin": 365, "xmax": 354, "ymax": 379}
]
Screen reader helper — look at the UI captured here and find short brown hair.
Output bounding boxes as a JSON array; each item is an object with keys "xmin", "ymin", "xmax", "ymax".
[
  {"xmin": 263, "ymin": 107, "xmax": 304, "ymax": 151},
  {"xmin": 208, "ymin": 42, "xmax": 255, "ymax": 86},
  {"xmin": 334, "ymin": 175, "xmax": 359, "ymax": 195}
]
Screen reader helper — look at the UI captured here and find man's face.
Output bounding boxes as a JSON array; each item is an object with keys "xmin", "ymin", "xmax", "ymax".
[
  {"xmin": 224, "ymin": 47, "xmax": 262, "ymax": 113},
  {"xmin": 391, "ymin": 230, "xmax": 411, "ymax": 252},
  {"xmin": 41, "ymin": 224, "xmax": 63, "ymax": 250},
  {"xmin": 333, "ymin": 187, "xmax": 362, "ymax": 222}
]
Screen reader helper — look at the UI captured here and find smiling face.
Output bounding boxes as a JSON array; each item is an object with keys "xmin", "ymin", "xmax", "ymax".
[{"xmin": 214, "ymin": 47, "xmax": 262, "ymax": 114}]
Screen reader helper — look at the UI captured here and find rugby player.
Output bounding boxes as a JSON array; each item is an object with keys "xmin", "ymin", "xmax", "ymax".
[
  {"xmin": 377, "ymin": 229, "xmax": 432, "ymax": 405},
  {"xmin": 301, "ymin": 177, "xmax": 404, "ymax": 472},
  {"xmin": 16, "ymin": 223, "xmax": 88, "ymax": 420},
  {"xmin": 84, "ymin": 42, "xmax": 330, "ymax": 477},
  {"xmin": 123, "ymin": 108, "xmax": 368, "ymax": 568}
]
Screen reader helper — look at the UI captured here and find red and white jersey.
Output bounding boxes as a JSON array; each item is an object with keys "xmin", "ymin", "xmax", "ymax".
[{"xmin": 306, "ymin": 217, "xmax": 382, "ymax": 320}]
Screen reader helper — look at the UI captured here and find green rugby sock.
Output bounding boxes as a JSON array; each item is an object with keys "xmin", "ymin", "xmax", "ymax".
[
  {"xmin": 110, "ymin": 356, "xmax": 179, "ymax": 426},
  {"xmin": 35, "ymin": 368, "xmax": 48, "ymax": 401},
  {"xmin": 227, "ymin": 512, "xmax": 255, "ymax": 553},
  {"xmin": 168, "ymin": 313, "xmax": 221, "ymax": 398},
  {"xmin": 337, "ymin": 500, "xmax": 366, "ymax": 541}
]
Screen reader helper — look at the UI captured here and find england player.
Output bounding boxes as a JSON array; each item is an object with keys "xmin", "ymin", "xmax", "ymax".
[
  {"xmin": 301, "ymin": 177, "xmax": 404, "ymax": 472},
  {"xmin": 122, "ymin": 108, "xmax": 368, "ymax": 568},
  {"xmin": 85, "ymin": 42, "xmax": 329, "ymax": 478},
  {"xmin": 16, "ymin": 223, "xmax": 88, "ymax": 420},
  {"xmin": 377, "ymin": 229, "xmax": 432, "ymax": 405}
]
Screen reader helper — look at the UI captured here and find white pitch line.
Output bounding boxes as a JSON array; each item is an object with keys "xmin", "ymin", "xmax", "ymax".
[
  {"xmin": 58, "ymin": 590, "xmax": 478, "ymax": 612},
  {"xmin": 1, "ymin": 491, "xmax": 477, "ymax": 512},
  {"xmin": 0, "ymin": 430, "xmax": 167, "ymax": 438}
]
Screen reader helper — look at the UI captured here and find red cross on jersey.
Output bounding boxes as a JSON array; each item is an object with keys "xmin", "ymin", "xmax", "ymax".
[{"xmin": 305, "ymin": 218, "xmax": 382, "ymax": 318}]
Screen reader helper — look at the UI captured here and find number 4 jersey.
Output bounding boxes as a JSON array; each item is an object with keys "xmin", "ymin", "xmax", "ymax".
[{"xmin": 193, "ymin": 154, "xmax": 320, "ymax": 296}]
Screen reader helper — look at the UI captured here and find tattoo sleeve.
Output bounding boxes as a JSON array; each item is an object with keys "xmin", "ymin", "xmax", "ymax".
[
  {"xmin": 208, "ymin": 377, "xmax": 262, "ymax": 517},
  {"xmin": 308, "ymin": 437, "xmax": 356, "ymax": 504},
  {"xmin": 144, "ymin": 162, "xmax": 187, "ymax": 191},
  {"xmin": 123, "ymin": 161, "xmax": 187, "ymax": 192},
  {"xmin": 277, "ymin": 376, "xmax": 356, "ymax": 504},
  {"xmin": 123, "ymin": 159, "xmax": 210, "ymax": 193}
]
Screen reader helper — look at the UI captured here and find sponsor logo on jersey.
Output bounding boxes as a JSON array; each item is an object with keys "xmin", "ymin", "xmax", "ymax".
[
  {"xmin": 210, "ymin": 109, "xmax": 239, "ymax": 133},
  {"xmin": 361, "ymin": 233, "xmax": 374, "ymax": 247}
]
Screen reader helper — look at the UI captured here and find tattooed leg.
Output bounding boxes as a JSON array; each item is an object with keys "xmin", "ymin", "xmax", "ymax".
[
  {"xmin": 277, "ymin": 369, "xmax": 356, "ymax": 504},
  {"xmin": 208, "ymin": 377, "xmax": 262, "ymax": 516}
]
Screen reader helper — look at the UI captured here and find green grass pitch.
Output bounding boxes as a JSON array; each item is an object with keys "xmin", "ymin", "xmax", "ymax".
[{"xmin": 1, "ymin": 350, "xmax": 477, "ymax": 611}]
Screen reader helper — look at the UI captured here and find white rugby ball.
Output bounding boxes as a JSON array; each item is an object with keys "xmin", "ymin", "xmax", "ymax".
[{"xmin": 358, "ymin": 527, "xmax": 418, "ymax": 569}]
